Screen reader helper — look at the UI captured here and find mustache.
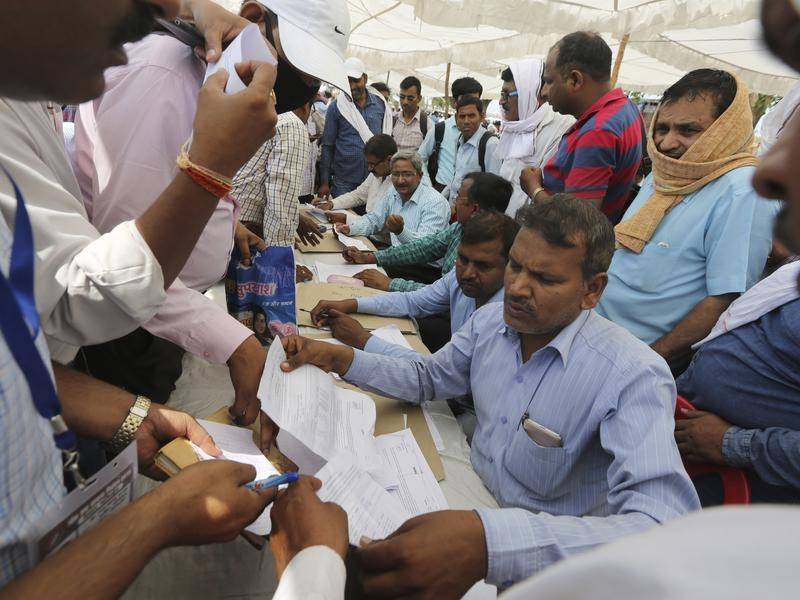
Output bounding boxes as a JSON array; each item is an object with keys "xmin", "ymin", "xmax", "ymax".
[
  {"xmin": 506, "ymin": 295, "xmax": 534, "ymax": 313},
  {"xmin": 111, "ymin": 1, "xmax": 160, "ymax": 48}
]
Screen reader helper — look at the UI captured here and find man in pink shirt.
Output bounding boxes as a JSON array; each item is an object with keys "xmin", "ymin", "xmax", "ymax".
[{"xmin": 72, "ymin": 0, "xmax": 352, "ymax": 419}]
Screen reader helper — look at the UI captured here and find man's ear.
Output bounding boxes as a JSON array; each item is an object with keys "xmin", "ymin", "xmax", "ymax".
[
  {"xmin": 581, "ymin": 272, "xmax": 608, "ymax": 310},
  {"xmin": 568, "ymin": 69, "xmax": 585, "ymax": 92}
]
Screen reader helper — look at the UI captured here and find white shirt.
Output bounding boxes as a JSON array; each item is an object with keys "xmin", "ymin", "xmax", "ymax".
[
  {"xmin": 273, "ymin": 546, "xmax": 345, "ymax": 600},
  {"xmin": 502, "ymin": 506, "xmax": 800, "ymax": 600},
  {"xmin": 331, "ymin": 173, "xmax": 393, "ymax": 225},
  {"xmin": 0, "ymin": 99, "xmax": 166, "ymax": 363}
]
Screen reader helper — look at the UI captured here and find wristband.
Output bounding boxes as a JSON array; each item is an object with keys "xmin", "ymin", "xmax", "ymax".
[
  {"xmin": 531, "ymin": 187, "xmax": 546, "ymax": 201},
  {"xmin": 176, "ymin": 141, "xmax": 233, "ymax": 198}
]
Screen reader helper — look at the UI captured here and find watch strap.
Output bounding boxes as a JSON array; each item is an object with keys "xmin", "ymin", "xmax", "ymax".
[{"xmin": 105, "ymin": 395, "xmax": 151, "ymax": 455}]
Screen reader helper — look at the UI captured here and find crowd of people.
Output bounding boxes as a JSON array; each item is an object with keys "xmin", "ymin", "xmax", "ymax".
[{"xmin": 1, "ymin": 0, "xmax": 800, "ymax": 598}]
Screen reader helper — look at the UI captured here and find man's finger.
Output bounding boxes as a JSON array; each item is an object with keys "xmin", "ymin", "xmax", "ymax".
[
  {"xmin": 682, "ymin": 409, "xmax": 709, "ymax": 419},
  {"xmin": 244, "ymin": 60, "xmax": 278, "ymax": 96},
  {"xmin": 362, "ymin": 571, "xmax": 415, "ymax": 600},
  {"xmin": 251, "ymin": 232, "xmax": 267, "ymax": 252},
  {"xmin": 204, "ymin": 68, "xmax": 230, "ymax": 92},
  {"xmin": 186, "ymin": 417, "xmax": 221, "ymax": 457},
  {"xmin": 237, "ymin": 234, "xmax": 253, "ymax": 266},
  {"xmin": 203, "ymin": 26, "xmax": 224, "ymax": 63},
  {"xmin": 280, "ymin": 350, "xmax": 308, "ymax": 372},
  {"xmin": 359, "ymin": 537, "xmax": 406, "ymax": 573}
]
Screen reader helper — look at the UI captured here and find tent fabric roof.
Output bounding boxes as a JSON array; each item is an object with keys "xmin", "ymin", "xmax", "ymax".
[{"xmin": 214, "ymin": 0, "xmax": 798, "ymax": 96}]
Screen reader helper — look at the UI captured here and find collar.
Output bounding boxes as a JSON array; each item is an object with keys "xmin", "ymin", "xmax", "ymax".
[
  {"xmin": 460, "ymin": 125, "xmax": 488, "ymax": 148},
  {"xmin": 394, "ymin": 182, "xmax": 425, "ymax": 205},
  {"xmin": 572, "ymin": 88, "xmax": 625, "ymax": 131},
  {"xmin": 499, "ymin": 309, "xmax": 591, "ymax": 366},
  {"xmin": 401, "ymin": 107, "xmax": 422, "ymax": 123}
]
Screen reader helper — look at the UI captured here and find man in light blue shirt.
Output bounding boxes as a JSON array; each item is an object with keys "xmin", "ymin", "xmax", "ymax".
[
  {"xmin": 337, "ymin": 150, "xmax": 450, "ymax": 248},
  {"xmin": 280, "ymin": 197, "xmax": 699, "ymax": 595},
  {"xmin": 443, "ymin": 96, "xmax": 501, "ymax": 204},
  {"xmin": 419, "ymin": 77, "xmax": 483, "ymax": 192},
  {"xmin": 597, "ymin": 69, "xmax": 778, "ymax": 371}
]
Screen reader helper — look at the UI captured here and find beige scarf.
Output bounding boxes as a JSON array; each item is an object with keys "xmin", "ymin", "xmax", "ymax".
[{"xmin": 615, "ymin": 75, "xmax": 759, "ymax": 253}]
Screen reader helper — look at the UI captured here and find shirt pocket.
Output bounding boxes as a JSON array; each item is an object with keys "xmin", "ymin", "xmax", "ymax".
[
  {"xmin": 505, "ymin": 427, "xmax": 571, "ymax": 501},
  {"xmin": 614, "ymin": 242, "xmax": 680, "ymax": 293}
]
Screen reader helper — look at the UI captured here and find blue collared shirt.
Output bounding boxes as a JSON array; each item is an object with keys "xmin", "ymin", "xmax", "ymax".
[
  {"xmin": 418, "ymin": 116, "xmax": 460, "ymax": 187},
  {"xmin": 319, "ymin": 94, "xmax": 386, "ymax": 193},
  {"xmin": 678, "ymin": 297, "xmax": 800, "ymax": 489},
  {"xmin": 347, "ymin": 183, "xmax": 450, "ymax": 247},
  {"xmin": 444, "ymin": 126, "xmax": 501, "ymax": 202},
  {"xmin": 358, "ymin": 270, "xmax": 503, "ymax": 359},
  {"xmin": 597, "ymin": 168, "xmax": 778, "ymax": 344},
  {"xmin": 345, "ymin": 303, "xmax": 699, "ymax": 586}
]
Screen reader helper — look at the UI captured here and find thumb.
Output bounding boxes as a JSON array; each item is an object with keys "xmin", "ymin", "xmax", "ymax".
[
  {"xmin": 237, "ymin": 235, "xmax": 253, "ymax": 266},
  {"xmin": 204, "ymin": 68, "xmax": 230, "ymax": 93},
  {"xmin": 280, "ymin": 350, "xmax": 308, "ymax": 373},
  {"xmin": 186, "ymin": 418, "xmax": 221, "ymax": 457},
  {"xmin": 250, "ymin": 231, "xmax": 267, "ymax": 252},
  {"xmin": 243, "ymin": 60, "xmax": 278, "ymax": 96}
]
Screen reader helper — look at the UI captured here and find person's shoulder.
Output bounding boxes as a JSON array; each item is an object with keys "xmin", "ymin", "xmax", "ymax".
[
  {"xmin": 699, "ymin": 165, "xmax": 760, "ymax": 205},
  {"xmin": 470, "ymin": 301, "xmax": 505, "ymax": 331},
  {"xmin": 118, "ymin": 34, "xmax": 201, "ymax": 80},
  {"xmin": 579, "ymin": 311, "xmax": 671, "ymax": 377},
  {"xmin": 419, "ymin": 183, "xmax": 449, "ymax": 203}
]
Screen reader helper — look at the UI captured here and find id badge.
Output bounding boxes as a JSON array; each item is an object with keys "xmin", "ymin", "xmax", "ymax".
[{"xmin": 28, "ymin": 441, "xmax": 138, "ymax": 566}]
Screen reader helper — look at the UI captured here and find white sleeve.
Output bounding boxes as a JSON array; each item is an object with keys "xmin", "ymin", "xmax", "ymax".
[{"xmin": 272, "ymin": 546, "xmax": 346, "ymax": 600}]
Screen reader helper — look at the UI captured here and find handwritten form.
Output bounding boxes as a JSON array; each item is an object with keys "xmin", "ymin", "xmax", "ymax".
[
  {"xmin": 204, "ymin": 23, "xmax": 277, "ymax": 93},
  {"xmin": 192, "ymin": 420, "xmax": 280, "ymax": 535}
]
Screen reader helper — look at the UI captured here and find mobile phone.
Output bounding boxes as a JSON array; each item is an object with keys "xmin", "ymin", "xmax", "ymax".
[
  {"xmin": 522, "ymin": 418, "xmax": 563, "ymax": 448},
  {"xmin": 154, "ymin": 16, "xmax": 204, "ymax": 49}
]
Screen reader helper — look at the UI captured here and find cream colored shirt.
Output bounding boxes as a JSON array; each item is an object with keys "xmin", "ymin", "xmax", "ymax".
[{"xmin": 0, "ymin": 98, "xmax": 165, "ymax": 363}]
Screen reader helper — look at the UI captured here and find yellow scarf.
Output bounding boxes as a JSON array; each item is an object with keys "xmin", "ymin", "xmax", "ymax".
[{"xmin": 615, "ymin": 75, "xmax": 759, "ymax": 253}]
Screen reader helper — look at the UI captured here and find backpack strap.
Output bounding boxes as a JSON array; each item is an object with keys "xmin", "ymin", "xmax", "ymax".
[
  {"xmin": 420, "ymin": 111, "xmax": 428, "ymax": 138},
  {"xmin": 428, "ymin": 121, "xmax": 448, "ymax": 183},
  {"xmin": 478, "ymin": 131, "xmax": 497, "ymax": 172}
]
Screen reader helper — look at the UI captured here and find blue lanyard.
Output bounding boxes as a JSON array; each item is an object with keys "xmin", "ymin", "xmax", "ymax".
[{"xmin": 0, "ymin": 168, "xmax": 82, "ymax": 483}]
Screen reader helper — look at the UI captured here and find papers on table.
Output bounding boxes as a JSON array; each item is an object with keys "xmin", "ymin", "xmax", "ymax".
[
  {"xmin": 204, "ymin": 24, "xmax": 277, "ymax": 94},
  {"xmin": 192, "ymin": 420, "xmax": 280, "ymax": 535},
  {"xmin": 372, "ymin": 325, "xmax": 413, "ymax": 349},
  {"xmin": 422, "ymin": 406, "xmax": 446, "ymax": 453},
  {"xmin": 316, "ymin": 453, "xmax": 409, "ymax": 546},
  {"xmin": 304, "ymin": 207, "xmax": 350, "ymax": 224},
  {"xmin": 258, "ymin": 341, "xmax": 381, "ymax": 476},
  {"xmin": 314, "ymin": 261, "xmax": 370, "ymax": 283},
  {"xmin": 336, "ymin": 229, "xmax": 371, "ymax": 252},
  {"xmin": 376, "ymin": 429, "xmax": 448, "ymax": 516}
]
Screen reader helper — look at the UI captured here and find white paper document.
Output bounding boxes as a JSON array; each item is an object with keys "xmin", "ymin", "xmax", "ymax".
[
  {"xmin": 316, "ymin": 453, "xmax": 409, "ymax": 546},
  {"xmin": 422, "ymin": 406, "xmax": 446, "ymax": 452},
  {"xmin": 371, "ymin": 325, "xmax": 414, "ymax": 350},
  {"xmin": 204, "ymin": 23, "xmax": 277, "ymax": 94},
  {"xmin": 314, "ymin": 261, "xmax": 372, "ymax": 283},
  {"xmin": 192, "ymin": 420, "xmax": 280, "ymax": 535},
  {"xmin": 258, "ymin": 341, "xmax": 380, "ymax": 475},
  {"xmin": 306, "ymin": 206, "xmax": 329, "ymax": 223},
  {"xmin": 336, "ymin": 229, "xmax": 371, "ymax": 251},
  {"xmin": 375, "ymin": 429, "xmax": 448, "ymax": 516}
]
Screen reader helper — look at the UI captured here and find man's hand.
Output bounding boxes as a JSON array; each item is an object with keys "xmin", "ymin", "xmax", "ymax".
[
  {"xmin": 674, "ymin": 410, "xmax": 731, "ymax": 465},
  {"xmin": 355, "ymin": 269, "xmax": 392, "ymax": 291},
  {"xmin": 296, "ymin": 265, "xmax": 314, "ymax": 283},
  {"xmin": 317, "ymin": 182, "xmax": 331, "ymax": 200},
  {"xmin": 328, "ymin": 310, "xmax": 371, "ymax": 349},
  {"xmin": 148, "ymin": 460, "xmax": 275, "ymax": 546},
  {"xmin": 385, "ymin": 214, "xmax": 405, "ymax": 235},
  {"xmin": 135, "ymin": 405, "xmax": 221, "ymax": 480},
  {"xmin": 182, "ymin": 0, "xmax": 251, "ymax": 63},
  {"xmin": 235, "ymin": 221, "xmax": 267, "ymax": 266},
  {"xmin": 227, "ymin": 335, "xmax": 266, "ymax": 427},
  {"xmin": 270, "ymin": 477, "xmax": 349, "ymax": 577},
  {"xmin": 281, "ymin": 335, "xmax": 355, "ymax": 376},
  {"xmin": 358, "ymin": 511, "xmax": 488, "ymax": 599},
  {"xmin": 313, "ymin": 198, "xmax": 334, "ymax": 210},
  {"xmin": 310, "ymin": 299, "xmax": 358, "ymax": 326},
  {"xmin": 520, "ymin": 166, "xmax": 543, "ymax": 199},
  {"xmin": 190, "ymin": 60, "xmax": 277, "ymax": 179},
  {"xmin": 342, "ymin": 247, "xmax": 377, "ymax": 265},
  {"xmin": 334, "ymin": 223, "xmax": 351, "ymax": 235},
  {"xmin": 326, "ymin": 212, "xmax": 347, "ymax": 225},
  {"xmin": 297, "ymin": 213, "xmax": 324, "ymax": 247}
]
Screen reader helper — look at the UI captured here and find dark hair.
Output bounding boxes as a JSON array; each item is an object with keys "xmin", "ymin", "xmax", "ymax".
[
  {"xmin": 554, "ymin": 31, "xmax": 612, "ymax": 83},
  {"xmin": 660, "ymin": 69, "xmax": 737, "ymax": 119},
  {"xmin": 500, "ymin": 67, "xmax": 513, "ymax": 83},
  {"xmin": 461, "ymin": 210, "xmax": 520, "ymax": 259},
  {"xmin": 363, "ymin": 134, "xmax": 398, "ymax": 159},
  {"xmin": 516, "ymin": 194, "xmax": 614, "ymax": 279},
  {"xmin": 451, "ymin": 77, "xmax": 483, "ymax": 100},
  {"xmin": 399, "ymin": 76, "xmax": 422, "ymax": 96},
  {"xmin": 370, "ymin": 81, "xmax": 390, "ymax": 95},
  {"xmin": 466, "ymin": 172, "xmax": 513, "ymax": 213},
  {"xmin": 456, "ymin": 95, "xmax": 485, "ymax": 115}
]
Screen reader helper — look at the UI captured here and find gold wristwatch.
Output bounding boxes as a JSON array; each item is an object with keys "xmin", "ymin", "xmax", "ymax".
[{"xmin": 105, "ymin": 395, "xmax": 151, "ymax": 455}]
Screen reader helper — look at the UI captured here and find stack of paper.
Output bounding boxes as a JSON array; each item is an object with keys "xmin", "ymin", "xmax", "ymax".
[
  {"xmin": 191, "ymin": 420, "xmax": 281, "ymax": 535},
  {"xmin": 336, "ymin": 229, "xmax": 372, "ymax": 252}
]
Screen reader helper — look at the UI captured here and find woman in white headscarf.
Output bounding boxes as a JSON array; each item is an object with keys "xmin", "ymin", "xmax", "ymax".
[{"xmin": 496, "ymin": 58, "xmax": 575, "ymax": 217}]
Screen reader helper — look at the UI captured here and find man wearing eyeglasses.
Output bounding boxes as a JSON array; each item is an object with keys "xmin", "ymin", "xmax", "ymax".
[{"xmin": 392, "ymin": 76, "xmax": 432, "ymax": 153}]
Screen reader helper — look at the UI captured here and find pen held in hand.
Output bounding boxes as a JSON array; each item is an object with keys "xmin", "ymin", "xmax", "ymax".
[{"xmin": 246, "ymin": 471, "xmax": 300, "ymax": 491}]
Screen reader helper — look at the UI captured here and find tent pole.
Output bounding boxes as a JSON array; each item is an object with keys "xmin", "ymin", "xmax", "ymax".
[
  {"xmin": 386, "ymin": 71, "xmax": 390, "ymax": 84},
  {"xmin": 444, "ymin": 62, "xmax": 452, "ymax": 117},
  {"xmin": 611, "ymin": 33, "xmax": 630, "ymax": 88}
]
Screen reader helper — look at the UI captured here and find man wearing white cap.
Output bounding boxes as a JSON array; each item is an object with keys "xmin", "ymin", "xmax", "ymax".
[
  {"xmin": 319, "ymin": 56, "xmax": 394, "ymax": 198},
  {"xmin": 72, "ymin": 0, "xmax": 354, "ymax": 423}
]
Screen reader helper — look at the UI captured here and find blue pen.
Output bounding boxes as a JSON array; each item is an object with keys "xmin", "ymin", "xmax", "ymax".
[{"xmin": 246, "ymin": 471, "xmax": 300, "ymax": 491}]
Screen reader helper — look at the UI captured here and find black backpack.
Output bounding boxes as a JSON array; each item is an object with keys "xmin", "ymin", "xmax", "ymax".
[
  {"xmin": 477, "ymin": 130, "xmax": 497, "ymax": 173},
  {"xmin": 427, "ymin": 121, "xmax": 447, "ymax": 184}
]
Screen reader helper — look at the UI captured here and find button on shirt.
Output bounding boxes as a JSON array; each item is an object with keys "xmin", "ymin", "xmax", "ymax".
[
  {"xmin": 597, "ymin": 168, "xmax": 778, "ymax": 344},
  {"xmin": 358, "ymin": 270, "xmax": 503, "ymax": 359},
  {"xmin": 347, "ymin": 183, "xmax": 450, "ymax": 248},
  {"xmin": 542, "ymin": 88, "xmax": 643, "ymax": 223},
  {"xmin": 0, "ymin": 216, "xmax": 63, "ymax": 587},
  {"xmin": 419, "ymin": 116, "xmax": 460, "ymax": 187},
  {"xmin": 320, "ymin": 95, "xmax": 386, "ymax": 195},
  {"xmin": 444, "ymin": 126, "xmax": 501, "ymax": 203},
  {"xmin": 392, "ymin": 108, "xmax": 432, "ymax": 152},
  {"xmin": 345, "ymin": 303, "xmax": 699, "ymax": 585},
  {"xmin": 678, "ymin": 298, "xmax": 800, "ymax": 489}
]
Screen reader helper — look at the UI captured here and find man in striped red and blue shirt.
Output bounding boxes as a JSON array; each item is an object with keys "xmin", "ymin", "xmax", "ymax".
[{"xmin": 521, "ymin": 32, "xmax": 643, "ymax": 224}]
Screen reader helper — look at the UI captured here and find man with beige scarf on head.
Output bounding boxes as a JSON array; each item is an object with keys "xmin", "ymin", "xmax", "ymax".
[{"xmin": 596, "ymin": 69, "xmax": 779, "ymax": 374}]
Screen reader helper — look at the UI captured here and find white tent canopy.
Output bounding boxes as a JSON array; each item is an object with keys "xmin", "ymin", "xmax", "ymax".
[{"xmin": 214, "ymin": 0, "xmax": 798, "ymax": 96}]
